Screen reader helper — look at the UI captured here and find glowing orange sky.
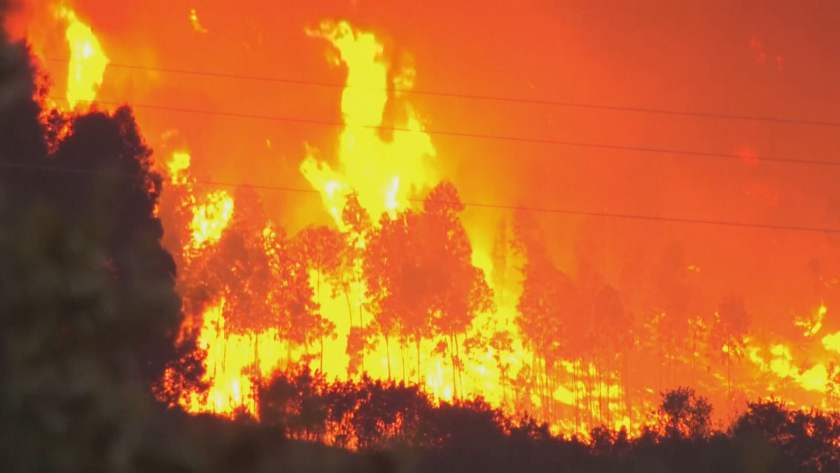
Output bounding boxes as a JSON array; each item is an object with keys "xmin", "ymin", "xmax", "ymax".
[{"xmin": 17, "ymin": 0, "xmax": 840, "ymax": 371}]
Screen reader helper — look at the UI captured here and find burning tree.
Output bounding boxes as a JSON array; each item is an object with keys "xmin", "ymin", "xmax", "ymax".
[
  {"xmin": 646, "ymin": 242, "xmax": 696, "ymax": 391},
  {"xmin": 423, "ymin": 181, "xmax": 495, "ymax": 398},
  {"xmin": 511, "ymin": 209, "xmax": 578, "ymax": 422},
  {"xmin": 710, "ymin": 296, "xmax": 751, "ymax": 398}
]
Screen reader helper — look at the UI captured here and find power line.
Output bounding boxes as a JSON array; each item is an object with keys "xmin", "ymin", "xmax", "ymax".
[
  {"xmin": 43, "ymin": 57, "xmax": 840, "ymax": 128},
  {"xmin": 47, "ymin": 96, "xmax": 840, "ymax": 169},
  {"xmin": 4, "ymin": 161, "xmax": 840, "ymax": 235}
]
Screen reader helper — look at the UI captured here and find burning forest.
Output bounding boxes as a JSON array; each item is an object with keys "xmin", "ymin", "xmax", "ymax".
[{"xmin": 3, "ymin": 0, "xmax": 840, "ymax": 472}]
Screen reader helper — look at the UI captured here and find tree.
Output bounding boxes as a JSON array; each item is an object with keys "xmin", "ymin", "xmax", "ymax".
[
  {"xmin": 205, "ymin": 188, "xmax": 275, "ymax": 336},
  {"xmin": 0, "ymin": 25, "xmax": 204, "ymax": 468},
  {"xmin": 295, "ymin": 225, "xmax": 344, "ymax": 307},
  {"xmin": 511, "ymin": 209, "xmax": 578, "ymax": 422},
  {"xmin": 590, "ymin": 283, "xmax": 633, "ymax": 425},
  {"xmin": 491, "ymin": 217, "xmax": 509, "ymax": 306},
  {"xmin": 295, "ymin": 225, "xmax": 344, "ymax": 370},
  {"xmin": 709, "ymin": 296, "xmax": 749, "ymax": 400},
  {"xmin": 264, "ymin": 223, "xmax": 327, "ymax": 366},
  {"xmin": 657, "ymin": 387, "xmax": 713, "ymax": 439},
  {"xmin": 648, "ymin": 242, "xmax": 694, "ymax": 390},
  {"xmin": 424, "ymin": 181, "xmax": 495, "ymax": 396},
  {"xmin": 329, "ymin": 193, "xmax": 376, "ymax": 375},
  {"xmin": 257, "ymin": 365, "xmax": 329, "ymax": 441}
]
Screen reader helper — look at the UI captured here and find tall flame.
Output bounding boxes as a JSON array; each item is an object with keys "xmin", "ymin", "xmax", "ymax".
[
  {"xmin": 55, "ymin": 5, "xmax": 108, "ymax": 110},
  {"xmin": 300, "ymin": 20, "xmax": 437, "ymax": 227}
]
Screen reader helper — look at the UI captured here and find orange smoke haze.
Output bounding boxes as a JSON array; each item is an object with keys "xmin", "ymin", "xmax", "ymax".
[{"xmin": 20, "ymin": 0, "xmax": 840, "ymax": 435}]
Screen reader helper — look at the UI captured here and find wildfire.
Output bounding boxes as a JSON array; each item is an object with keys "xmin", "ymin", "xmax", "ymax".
[
  {"xmin": 26, "ymin": 4, "xmax": 840, "ymax": 444},
  {"xmin": 55, "ymin": 5, "xmax": 108, "ymax": 110}
]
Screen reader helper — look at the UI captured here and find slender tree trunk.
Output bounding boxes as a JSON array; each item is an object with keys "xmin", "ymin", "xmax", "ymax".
[
  {"xmin": 344, "ymin": 286, "xmax": 353, "ymax": 329},
  {"xmin": 606, "ymin": 353, "xmax": 611, "ymax": 426},
  {"xmin": 727, "ymin": 353, "xmax": 732, "ymax": 399},
  {"xmin": 401, "ymin": 339, "xmax": 407, "ymax": 383},
  {"xmin": 456, "ymin": 334, "xmax": 464, "ymax": 396},
  {"xmin": 595, "ymin": 348, "xmax": 604, "ymax": 424},
  {"xmin": 586, "ymin": 358, "xmax": 594, "ymax": 428},
  {"xmin": 574, "ymin": 360, "xmax": 580, "ymax": 433},
  {"xmin": 623, "ymin": 354, "xmax": 631, "ymax": 423},
  {"xmin": 451, "ymin": 335, "xmax": 458, "ymax": 400},
  {"xmin": 385, "ymin": 334, "xmax": 392, "ymax": 380},
  {"xmin": 416, "ymin": 338, "xmax": 422, "ymax": 385},
  {"xmin": 501, "ymin": 363, "xmax": 507, "ymax": 405},
  {"xmin": 358, "ymin": 302, "xmax": 366, "ymax": 374},
  {"xmin": 320, "ymin": 334, "xmax": 324, "ymax": 373},
  {"xmin": 316, "ymin": 265, "xmax": 321, "ymax": 306},
  {"xmin": 254, "ymin": 332, "xmax": 261, "ymax": 382},
  {"xmin": 213, "ymin": 324, "xmax": 221, "ymax": 382},
  {"xmin": 657, "ymin": 313, "xmax": 663, "ymax": 393}
]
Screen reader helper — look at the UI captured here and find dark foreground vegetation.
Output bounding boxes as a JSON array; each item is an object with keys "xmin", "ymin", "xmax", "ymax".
[{"xmin": 1, "ymin": 3, "xmax": 839, "ymax": 472}]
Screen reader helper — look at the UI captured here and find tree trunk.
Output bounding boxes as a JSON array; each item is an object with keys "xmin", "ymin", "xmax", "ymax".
[
  {"xmin": 501, "ymin": 362, "xmax": 507, "ymax": 405},
  {"xmin": 416, "ymin": 338, "xmax": 422, "ymax": 385},
  {"xmin": 606, "ymin": 353, "xmax": 611, "ymax": 427},
  {"xmin": 316, "ymin": 264, "xmax": 321, "ymax": 306},
  {"xmin": 254, "ymin": 332, "xmax": 261, "ymax": 382},
  {"xmin": 456, "ymin": 334, "xmax": 464, "ymax": 396},
  {"xmin": 344, "ymin": 285, "xmax": 353, "ymax": 329},
  {"xmin": 595, "ymin": 348, "xmax": 604, "ymax": 424},
  {"xmin": 586, "ymin": 358, "xmax": 594, "ymax": 428},
  {"xmin": 385, "ymin": 334, "xmax": 392, "ymax": 380},
  {"xmin": 451, "ymin": 335, "xmax": 458, "ymax": 400},
  {"xmin": 727, "ymin": 352, "xmax": 732, "ymax": 399},
  {"xmin": 400, "ymin": 338, "xmax": 408, "ymax": 384},
  {"xmin": 574, "ymin": 360, "xmax": 580, "ymax": 433},
  {"xmin": 623, "ymin": 354, "xmax": 631, "ymax": 423}
]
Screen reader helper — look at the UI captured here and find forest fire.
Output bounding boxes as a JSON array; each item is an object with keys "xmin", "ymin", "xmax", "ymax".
[{"xmin": 24, "ymin": 0, "xmax": 840, "ymax": 443}]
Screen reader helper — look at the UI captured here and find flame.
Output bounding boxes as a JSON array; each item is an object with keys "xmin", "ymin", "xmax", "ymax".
[
  {"xmin": 55, "ymin": 5, "xmax": 109, "ymax": 110},
  {"xmin": 189, "ymin": 190, "xmax": 234, "ymax": 250},
  {"xmin": 179, "ymin": 300, "xmax": 284, "ymax": 414},
  {"xmin": 300, "ymin": 20, "xmax": 437, "ymax": 227},
  {"xmin": 167, "ymin": 151, "xmax": 191, "ymax": 186},
  {"xmin": 795, "ymin": 303, "xmax": 826, "ymax": 338}
]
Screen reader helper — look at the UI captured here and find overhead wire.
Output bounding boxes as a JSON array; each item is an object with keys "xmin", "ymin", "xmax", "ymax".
[
  {"xmin": 42, "ymin": 57, "xmax": 840, "ymax": 128},
  {"xmin": 4, "ymin": 161, "xmax": 840, "ymax": 235},
  {"xmin": 46, "ymin": 96, "xmax": 840, "ymax": 169}
]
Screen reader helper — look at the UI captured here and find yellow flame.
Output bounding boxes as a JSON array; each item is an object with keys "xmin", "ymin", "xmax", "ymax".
[
  {"xmin": 300, "ymin": 20, "xmax": 437, "ymax": 226},
  {"xmin": 167, "ymin": 151, "xmax": 191, "ymax": 186},
  {"xmin": 189, "ymin": 190, "xmax": 234, "ymax": 250},
  {"xmin": 796, "ymin": 303, "xmax": 826, "ymax": 338},
  {"xmin": 55, "ymin": 6, "xmax": 108, "ymax": 110}
]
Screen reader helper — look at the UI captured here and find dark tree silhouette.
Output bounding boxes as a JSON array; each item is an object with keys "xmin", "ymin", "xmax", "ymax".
[{"xmin": 657, "ymin": 386, "xmax": 713, "ymax": 439}]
